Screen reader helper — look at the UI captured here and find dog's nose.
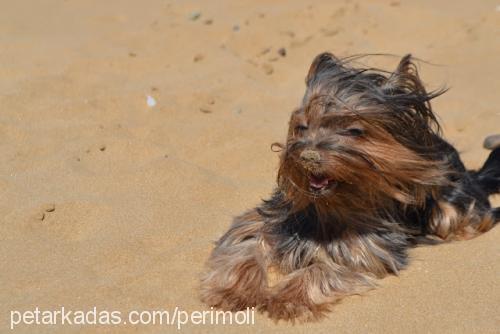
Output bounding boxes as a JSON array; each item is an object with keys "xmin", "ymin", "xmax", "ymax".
[{"xmin": 300, "ymin": 150, "xmax": 321, "ymax": 163}]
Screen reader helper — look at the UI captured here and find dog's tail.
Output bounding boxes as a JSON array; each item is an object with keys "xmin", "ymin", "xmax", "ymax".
[
  {"xmin": 475, "ymin": 135, "xmax": 500, "ymax": 221},
  {"xmin": 475, "ymin": 135, "xmax": 500, "ymax": 196}
]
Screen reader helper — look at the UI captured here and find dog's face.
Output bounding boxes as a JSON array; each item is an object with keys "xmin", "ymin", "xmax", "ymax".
[{"xmin": 277, "ymin": 53, "xmax": 448, "ymax": 212}]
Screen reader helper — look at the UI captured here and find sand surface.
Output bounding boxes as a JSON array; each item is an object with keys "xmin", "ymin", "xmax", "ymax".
[{"xmin": 1, "ymin": 0, "xmax": 499, "ymax": 333}]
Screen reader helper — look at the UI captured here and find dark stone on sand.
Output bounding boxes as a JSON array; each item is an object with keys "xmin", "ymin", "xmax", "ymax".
[{"xmin": 483, "ymin": 134, "xmax": 500, "ymax": 150}]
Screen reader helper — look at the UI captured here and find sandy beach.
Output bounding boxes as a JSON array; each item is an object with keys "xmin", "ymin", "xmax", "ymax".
[{"xmin": 0, "ymin": 0, "xmax": 499, "ymax": 333}]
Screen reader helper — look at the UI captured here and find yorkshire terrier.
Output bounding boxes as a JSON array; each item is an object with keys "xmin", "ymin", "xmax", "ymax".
[{"xmin": 200, "ymin": 53, "xmax": 500, "ymax": 321}]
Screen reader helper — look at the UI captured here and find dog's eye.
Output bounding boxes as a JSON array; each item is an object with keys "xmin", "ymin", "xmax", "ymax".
[
  {"xmin": 342, "ymin": 128, "xmax": 364, "ymax": 137},
  {"xmin": 294, "ymin": 125, "xmax": 308, "ymax": 134}
]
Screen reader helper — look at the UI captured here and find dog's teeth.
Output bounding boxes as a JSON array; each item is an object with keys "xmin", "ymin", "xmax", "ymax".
[{"xmin": 309, "ymin": 176, "xmax": 331, "ymax": 191}]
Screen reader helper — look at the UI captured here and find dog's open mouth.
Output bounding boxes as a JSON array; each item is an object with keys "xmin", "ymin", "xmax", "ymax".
[{"xmin": 308, "ymin": 174, "xmax": 337, "ymax": 192}]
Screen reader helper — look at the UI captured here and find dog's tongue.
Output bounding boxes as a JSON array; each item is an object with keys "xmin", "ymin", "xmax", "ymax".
[{"xmin": 309, "ymin": 175, "xmax": 329, "ymax": 188}]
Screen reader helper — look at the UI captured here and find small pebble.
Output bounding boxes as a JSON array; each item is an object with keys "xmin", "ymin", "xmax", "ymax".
[
  {"xmin": 34, "ymin": 212, "xmax": 45, "ymax": 221},
  {"xmin": 193, "ymin": 54, "xmax": 204, "ymax": 62},
  {"xmin": 233, "ymin": 24, "xmax": 240, "ymax": 32},
  {"xmin": 99, "ymin": 145, "xmax": 106, "ymax": 152},
  {"xmin": 204, "ymin": 19, "xmax": 213, "ymax": 25},
  {"xmin": 189, "ymin": 11, "xmax": 201, "ymax": 21},
  {"xmin": 483, "ymin": 134, "xmax": 500, "ymax": 149},
  {"xmin": 277, "ymin": 48, "xmax": 287, "ymax": 57},
  {"xmin": 128, "ymin": 52, "xmax": 137, "ymax": 57},
  {"xmin": 208, "ymin": 98, "xmax": 215, "ymax": 105}
]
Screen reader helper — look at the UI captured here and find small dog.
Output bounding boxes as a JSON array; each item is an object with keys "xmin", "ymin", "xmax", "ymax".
[{"xmin": 201, "ymin": 53, "xmax": 500, "ymax": 321}]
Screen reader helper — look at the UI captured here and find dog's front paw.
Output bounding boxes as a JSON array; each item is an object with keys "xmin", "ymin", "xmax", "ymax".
[
  {"xmin": 201, "ymin": 286, "xmax": 259, "ymax": 312},
  {"xmin": 261, "ymin": 293, "xmax": 329, "ymax": 322},
  {"xmin": 200, "ymin": 253, "xmax": 267, "ymax": 311}
]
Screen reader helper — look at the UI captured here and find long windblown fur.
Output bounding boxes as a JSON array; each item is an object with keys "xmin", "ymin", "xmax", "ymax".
[{"xmin": 200, "ymin": 53, "xmax": 500, "ymax": 322}]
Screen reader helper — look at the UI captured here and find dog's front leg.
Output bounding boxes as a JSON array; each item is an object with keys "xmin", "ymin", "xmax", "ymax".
[
  {"xmin": 200, "ymin": 210, "xmax": 268, "ymax": 311},
  {"xmin": 263, "ymin": 261, "xmax": 373, "ymax": 322}
]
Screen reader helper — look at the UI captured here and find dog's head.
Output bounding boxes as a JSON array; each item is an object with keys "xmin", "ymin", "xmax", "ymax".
[{"xmin": 276, "ymin": 53, "xmax": 449, "ymax": 213}]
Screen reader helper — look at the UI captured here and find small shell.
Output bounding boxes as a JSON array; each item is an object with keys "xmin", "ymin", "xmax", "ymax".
[{"xmin": 146, "ymin": 95, "xmax": 157, "ymax": 108}]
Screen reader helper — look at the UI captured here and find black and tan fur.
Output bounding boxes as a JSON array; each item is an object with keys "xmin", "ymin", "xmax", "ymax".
[{"xmin": 200, "ymin": 53, "xmax": 500, "ymax": 321}]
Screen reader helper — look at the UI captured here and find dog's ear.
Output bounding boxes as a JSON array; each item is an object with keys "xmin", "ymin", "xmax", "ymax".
[
  {"xmin": 394, "ymin": 54, "xmax": 414, "ymax": 76},
  {"xmin": 384, "ymin": 54, "xmax": 424, "ymax": 91},
  {"xmin": 383, "ymin": 54, "xmax": 444, "ymax": 135},
  {"xmin": 306, "ymin": 52, "xmax": 342, "ymax": 87}
]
